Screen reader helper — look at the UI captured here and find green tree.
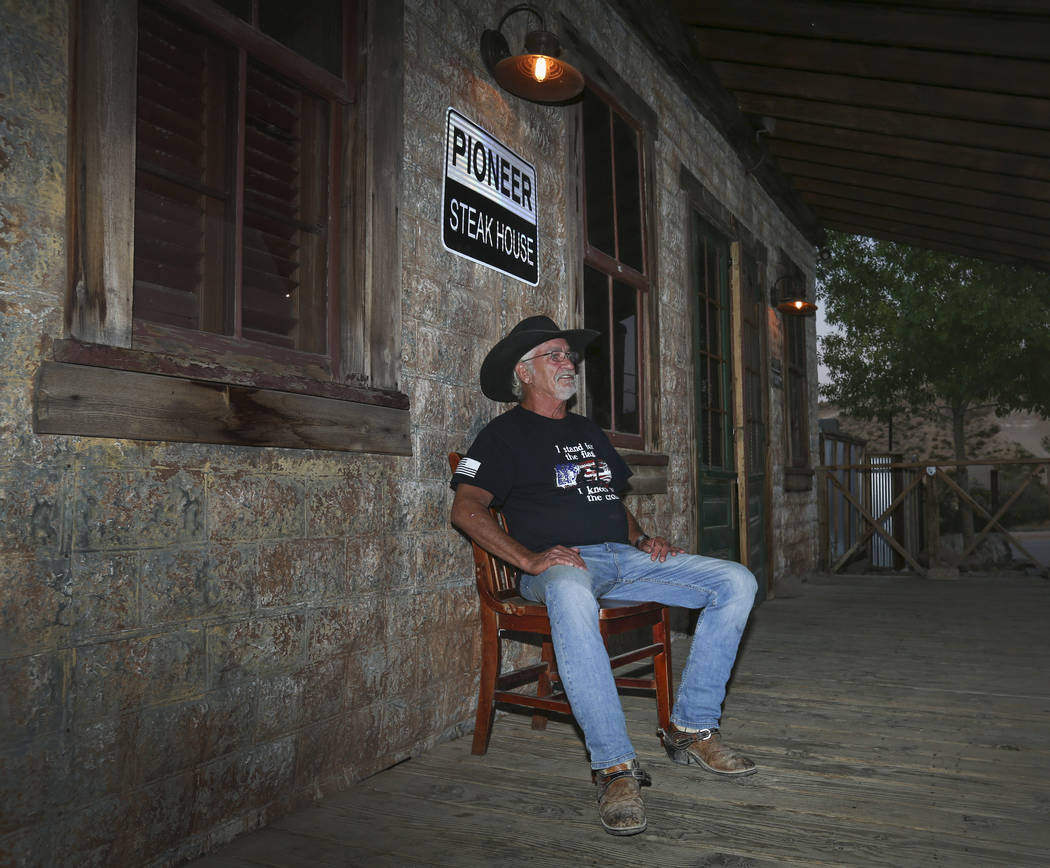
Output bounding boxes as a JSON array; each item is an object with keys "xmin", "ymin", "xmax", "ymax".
[{"xmin": 817, "ymin": 232, "xmax": 1050, "ymax": 543}]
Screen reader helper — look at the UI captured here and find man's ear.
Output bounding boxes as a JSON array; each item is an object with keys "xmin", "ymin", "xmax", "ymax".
[{"xmin": 515, "ymin": 362, "xmax": 530, "ymax": 384}]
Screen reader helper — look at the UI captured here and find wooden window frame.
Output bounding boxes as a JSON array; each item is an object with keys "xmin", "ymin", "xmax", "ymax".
[
  {"xmin": 579, "ymin": 82, "xmax": 652, "ymax": 452},
  {"xmin": 39, "ymin": 0, "xmax": 408, "ymax": 455},
  {"xmin": 691, "ymin": 216, "xmax": 734, "ymax": 473}
]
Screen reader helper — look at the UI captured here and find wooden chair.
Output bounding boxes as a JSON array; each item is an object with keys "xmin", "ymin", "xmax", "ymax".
[{"xmin": 449, "ymin": 452, "xmax": 674, "ymax": 755}]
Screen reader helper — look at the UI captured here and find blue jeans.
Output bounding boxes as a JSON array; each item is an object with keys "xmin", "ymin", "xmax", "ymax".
[{"xmin": 519, "ymin": 543, "xmax": 757, "ymax": 770}]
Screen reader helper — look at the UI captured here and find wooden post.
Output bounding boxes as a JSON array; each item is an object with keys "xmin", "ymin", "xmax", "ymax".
[
  {"xmin": 68, "ymin": 0, "xmax": 137, "ymax": 347},
  {"xmin": 924, "ymin": 470, "xmax": 941, "ymax": 570}
]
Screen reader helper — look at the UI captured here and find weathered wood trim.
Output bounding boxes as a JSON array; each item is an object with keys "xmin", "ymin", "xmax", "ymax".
[
  {"xmin": 623, "ymin": 451, "xmax": 670, "ymax": 496},
  {"xmin": 34, "ymin": 361, "xmax": 412, "ymax": 455},
  {"xmin": 52, "ymin": 338, "xmax": 409, "ymax": 409},
  {"xmin": 67, "ymin": 0, "xmax": 137, "ymax": 347},
  {"xmin": 730, "ymin": 241, "xmax": 751, "ymax": 567},
  {"xmin": 347, "ymin": 0, "xmax": 403, "ymax": 391}
]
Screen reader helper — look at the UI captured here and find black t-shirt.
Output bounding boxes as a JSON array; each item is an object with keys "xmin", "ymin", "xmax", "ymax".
[{"xmin": 451, "ymin": 405, "xmax": 632, "ymax": 552}]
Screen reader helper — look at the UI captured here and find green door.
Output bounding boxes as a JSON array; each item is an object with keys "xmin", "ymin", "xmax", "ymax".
[
  {"xmin": 692, "ymin": 218, "xmax": 739, "ymax": 562},
  {"xmin": 739, "ymin": 256, "xmax": 770, "ymax": 598}
]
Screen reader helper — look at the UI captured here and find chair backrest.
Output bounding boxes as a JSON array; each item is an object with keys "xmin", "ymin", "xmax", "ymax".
[{"xmin": 449, "ymin": 452, "xmax": 521, "ymax": 602}]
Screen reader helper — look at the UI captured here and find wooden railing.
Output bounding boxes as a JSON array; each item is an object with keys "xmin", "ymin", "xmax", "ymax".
[{"xmin": 817, "ymin": 455, "xmax": 1050, "ymax": 576}]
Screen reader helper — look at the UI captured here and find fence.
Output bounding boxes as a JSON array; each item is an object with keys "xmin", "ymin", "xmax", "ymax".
[{"xmin": 817, "ymin": 436, "xmax": 1050, "ymax": 575}]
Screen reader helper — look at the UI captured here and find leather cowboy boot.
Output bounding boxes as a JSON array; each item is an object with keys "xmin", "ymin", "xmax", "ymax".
[
  {"xmin": 658, "ymin": 725, "xmax": 757, "ymax": 776},
  {"xmin": 594, "ymin": 760, "xmax": 652, "ymax": 835}
]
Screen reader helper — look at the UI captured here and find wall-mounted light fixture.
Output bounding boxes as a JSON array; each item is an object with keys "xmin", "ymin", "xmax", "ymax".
[
  {"xmin": 480, "ymin": 4, "xmax": 584, "ymax": 104},
  {"xmin": 771, "ymin": 274, "xmax": 817, "ymax": 316}
]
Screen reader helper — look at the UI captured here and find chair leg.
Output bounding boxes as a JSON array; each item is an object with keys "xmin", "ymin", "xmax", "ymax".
[
  {"xmin": 472, "ymin": 609, "xmax": 500, "ymax": 755},
  {"xmin": 653, "ymin": 610, "xmax": 674, "ymax": 731},
  {"xmin": 531, "ymin": 639, "xmax": 556, "ymax": 730}
]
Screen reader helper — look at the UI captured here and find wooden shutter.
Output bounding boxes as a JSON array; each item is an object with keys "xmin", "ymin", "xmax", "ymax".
[
  {"xmin": 134, "ymin": 3, "xmax": 232, "ymax": 333},
  {"xmin": 242, "ymin": 61, "xmax": 329, "ymax": 353}
]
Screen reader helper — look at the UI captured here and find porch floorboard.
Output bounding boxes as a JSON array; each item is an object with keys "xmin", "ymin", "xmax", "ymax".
[{"xmin": 189, "ymin": 572, "xmax": 1050, "ymax": 867}]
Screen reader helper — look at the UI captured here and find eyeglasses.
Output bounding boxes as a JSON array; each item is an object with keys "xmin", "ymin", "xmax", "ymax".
[{"xmin": 521, "ymin": 349, "xmax": 580, "ymax": 365}]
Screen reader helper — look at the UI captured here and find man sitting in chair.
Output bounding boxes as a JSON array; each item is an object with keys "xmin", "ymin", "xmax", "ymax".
[{"xmin": 450, "ymin": 315, "xmax": 758, "ymax": 837}]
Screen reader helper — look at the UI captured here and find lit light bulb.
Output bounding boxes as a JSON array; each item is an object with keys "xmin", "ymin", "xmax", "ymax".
[
  {"xmin": 793, "ymin": 300, "xmax": 804, "ymax": 310},
  {"xmin": 533, "ymin": 55, "xmax": 548, "ymax": 82}
]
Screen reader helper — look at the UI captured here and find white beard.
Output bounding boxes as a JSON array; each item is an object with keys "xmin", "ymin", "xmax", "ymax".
[{"xmin": 553, "ymin": 374, "xmax": 578, "ymax": 400}]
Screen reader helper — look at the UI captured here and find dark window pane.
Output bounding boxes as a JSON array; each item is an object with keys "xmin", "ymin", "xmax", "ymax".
[
  {"xmin": 582, "ymin": 90, "xmax": 614, "ymax": 256},
  {"xmin": 242, "ymin": 61, "xmax": 329, "ymax": 353},
  {"xmin": 134, "ymin": 0, "xmax": 337, "ymax": 356},
  {"xmin": 584, "ymin": 265, "xmax": 611, "ymax": 429},
  {"xmin": 694, "ymin": 219, "xmax": 732, "ymax": 470},
  {"xmin": 134, "ymin": 3, "xmax": 234, "ymax": 334},
  {"xmin": 259, "ymin": 0, "xmax": 343, "ymax": 76},
  {"xmin": 213, "ymin": 0, "xmax": 249, "ymax": 19},
  {"xmin": 612, "ymin": 113, "xmax": 642, "ymax": 272},
  {"xmin": 612, "ymin": 281, "xmax": 639, "ymax": 434}
]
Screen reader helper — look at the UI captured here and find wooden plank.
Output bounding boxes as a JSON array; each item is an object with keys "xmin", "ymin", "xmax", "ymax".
[
  {"xmin": 68, "ymin": 0, "xmax": 137, "ymax": 348},
  {"xmin": 676, "ymin": 0, "xmax": 1050, "ymax": 60},
  {"xmin": 772, "ymin": 139, "xmax": 1050, "ymax": 206},
  {"xmin": 33, "ymin": 361, "xmax": 411, "ymax": 454},
  {"xmin": 734, "ymin": 92, "xmax": 1050, "ymax": 158},
  {"xmin": 711, "ymin": 61, "xmax": 1050, "ymax": 131},
  {"xmin": 189, "ymin": 575, "xmax": 1050, "ymax": 867},
  {"xmin": 819, "ymin": 210, "xmax": 1050, "ymax": 268},
  {"xmin": 781, "ymin": 158, "xmax": 1050, "ymax": 225},
  {"xmin": 690, "ymin": 27, "xmax": 1050, "ymax": 97},
  {"xmin": 795, "ymin": 183, "xmax": 1050, "ymax": 245},
  {"xmin": 771, "ymin": 117, "xmax": 1050, "ymax": 183}
]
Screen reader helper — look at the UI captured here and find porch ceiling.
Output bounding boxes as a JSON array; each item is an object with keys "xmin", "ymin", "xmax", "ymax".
[{"xmin": 612, "ymin": 0, "xmax": 1050, "ymax": 271}]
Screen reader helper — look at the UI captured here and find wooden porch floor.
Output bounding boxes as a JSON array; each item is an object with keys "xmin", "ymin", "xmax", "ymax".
[{"xmin": 189, "ymin": 573, "xmax": 1050, "ymax": 867}]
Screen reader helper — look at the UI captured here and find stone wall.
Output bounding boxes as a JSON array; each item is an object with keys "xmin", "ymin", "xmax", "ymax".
[{"xmin": 0, "ymin": 1, "xmax": 818, "ymax": 865}]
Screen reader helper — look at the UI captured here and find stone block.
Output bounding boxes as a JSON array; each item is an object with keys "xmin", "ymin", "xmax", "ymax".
[
  {"xmin": 73, "ymin": 467, "xmax": 206, "ymax": 551},
  {"xmin": 207, "ymin": 473, "xmax": 305, "ymax": 542},
  {"xmin": 294, "ymin": 716, "xmax": 353, "ymax": 797},
  {"xmin": 70, "ymin": 551, "xmax": 139, "ymax": 638},
  {"xmin": 72, "ymin": 630, "xmax": 206, "ymax": 722},
  {"xmin": 256, "ymin": 538, "xmax": 346, "ymax": 608},
  {"xmin": 306, "ymin": 463, "xmax": 393, "ymax": 538},
  {"xmin": 137, "ymin": 684, "xmax": 256, "ymax": 783},
  {"xmin": 345, "ymin": 534, "xmax": 388, "ymax": 594},
  {"xmin": 0, "ymin": 463, "xmax": 67, "ymax": 555},
  {"xmin": 140, "ymin": 544, "xmax": 255, "ymax": 625},
  {"xmin": 208, "ymin": 614, "xmax": 307, "ymax": 687},
  {"xmin": 301, "ymin": 654, "xmax": 349, "ymax": 724},
  {"xmin": 306, "ymin": 598, "xmax": 385, "ymax": 664},
  {"xmin": 0, "ymin": 729, "xmax": 72, "ymax": 834},
  {"xmin": 254, "ymin": 672, "xmax": 305, "ymax": 742},
  {"xmin": 0, "ymin": 554, "xmax": 72, "ymax": 654},
  {"xmin": 0, "ymin": 651, "xmax": 66, "ymax": 742},
  {"xmin": 396, "ymin": 479, "xmax": 448, "ymax": 534}
]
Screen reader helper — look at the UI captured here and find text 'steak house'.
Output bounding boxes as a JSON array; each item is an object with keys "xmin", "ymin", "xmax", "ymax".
[{"xmin": 3, "ymin": 1, "xmax": 821, "ymax": 863}]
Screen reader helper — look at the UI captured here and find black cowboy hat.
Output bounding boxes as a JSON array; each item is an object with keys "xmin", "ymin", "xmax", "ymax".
[{"xmin": 480, "ymin": 315, "xmax": 599, "ymax": 402}]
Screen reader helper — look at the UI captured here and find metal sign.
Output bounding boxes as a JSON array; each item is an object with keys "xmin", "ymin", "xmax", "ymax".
[{"xmin": 442, "ymin": 108, "xmax": 538, "ymax": 285}]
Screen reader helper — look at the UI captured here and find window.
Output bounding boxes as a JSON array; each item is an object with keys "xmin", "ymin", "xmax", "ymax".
[
  {"xmin": 580, "ymin": 86, "xmax": 649, "ymax": 448},
  {"xmin": 134, "ymin": 1, "xmax": 339, "ymax": 355},
  {"xmin": 692, "ymin": 220, "xmax": 733, "ymax": 471},
  {"xmin": 784, "ymin": 312, "xmax": 811, "ymax": 471},
  {"xmin": 45, "ymin": 0, "xmax": 409, "ymax": 454}
]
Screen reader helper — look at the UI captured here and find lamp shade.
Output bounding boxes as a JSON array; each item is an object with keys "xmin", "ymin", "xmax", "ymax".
[
  {"xmin": 481, "ymin": 9, "xmax": 584, "ymax": 104},
  {"xmin": 772, "ymin": 274, "xmax": 817, "ymax": 316},
  {"xmin": 492, "ymin": 50, "xmax": 585, "ymax": 102}
]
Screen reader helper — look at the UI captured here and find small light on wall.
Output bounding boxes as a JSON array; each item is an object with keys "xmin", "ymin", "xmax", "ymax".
[
  {"xmin": 772, "ymin": 274, "xmax": 817, "ymax": 316},
  {"xmin": 480, "ymin": 4, "xmax": 584, "ymax": 104}
]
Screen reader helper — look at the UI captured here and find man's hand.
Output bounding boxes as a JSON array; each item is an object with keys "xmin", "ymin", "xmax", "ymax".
[
  {"xmin": 638, "ymin": 535, "xmax": 685, "ymax": 563},
  {"xmin": 523, "ymin": 545, "xmax": 587, "ymax": 575}
]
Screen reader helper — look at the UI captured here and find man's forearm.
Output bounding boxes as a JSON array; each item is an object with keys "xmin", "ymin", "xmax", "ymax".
[{"xmin": 451, "ymin": 498, "xmax": 537, "ymax": 573}]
